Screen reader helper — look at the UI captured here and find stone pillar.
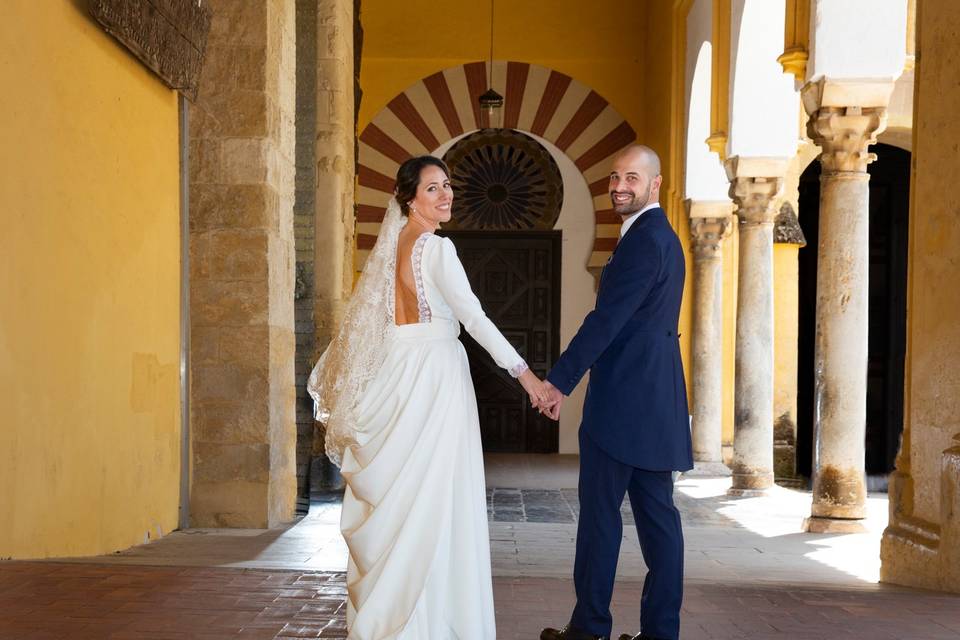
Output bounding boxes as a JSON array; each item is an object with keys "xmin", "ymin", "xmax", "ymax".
[
  {"xmin": 686, "ymin": 202, "xmax": 734, "ymax": 476},
  {"xmin": 724, "ymin": 156, "xmax": 788, "ymax": 495},
  {"xmin": 313, "ymin": 0, "xmax": 355, "ymax": 348},
  {"xmin": 881, "ymin": 0, "xmax": 960, "ymax": 592},
  {"xmin": 188, "ymin": 1, "xmax": 298, "ymax": 528},
  {"xmin": 802, "ymin": 81, "xmax": 889, "ymax": 532}
]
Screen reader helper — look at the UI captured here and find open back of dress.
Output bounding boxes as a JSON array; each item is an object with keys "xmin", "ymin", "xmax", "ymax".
[{"xmin": 395, "ymin": 232, "xmax": 432, "ymax": 325}]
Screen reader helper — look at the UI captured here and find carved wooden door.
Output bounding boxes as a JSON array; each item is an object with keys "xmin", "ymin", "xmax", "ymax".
[{"xmin": 440, "ymin": 231, "xmax": 561, "ymax": 453}]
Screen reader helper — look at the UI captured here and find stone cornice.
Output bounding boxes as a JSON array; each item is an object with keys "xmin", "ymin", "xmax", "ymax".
[
  {"xmin": 685, "ymin": 199, "xmax": 735, "ymax": 220},
  {"xmin": 802, "ymin": 77, "xmax": 897, "ymax": 112}
]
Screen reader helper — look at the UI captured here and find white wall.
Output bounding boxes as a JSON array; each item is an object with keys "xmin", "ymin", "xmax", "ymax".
[
  {"xmin": 727, "ymin": 0, "xmax": 798, "ymax": 158},
  {"xmin": 685, "ymin": 0, "xmax": 730, "ymax": 200},
  {"xmin": 434, "ymin": 132, "xmax": 596, "ymax": 454},
  {"xmin": 809, "ymin": 0, "xmax": 908, "ymax": 81}
]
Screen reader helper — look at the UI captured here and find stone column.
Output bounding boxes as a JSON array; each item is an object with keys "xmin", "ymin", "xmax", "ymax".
[
  {"xmin": 725, "ymin": 156, "xmax": 788, "ymax": 495},
  {"xmin": 313, "ymin": 0, "xmax": 355, "ymax": 347},
  {"xmin": 802, "ymin": 80, "xmax": 889, "ymax": 532},
  {"xmin": 686, "ymin": 202, "xmax": 734, "ymax": 475},
  {"xmin": 188, "ymin": 1, "xmax": 298, "ymax": 527}
]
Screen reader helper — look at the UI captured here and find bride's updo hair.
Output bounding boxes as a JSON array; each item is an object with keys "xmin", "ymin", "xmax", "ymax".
[{"xmin": 394, "ymin": 155, "xmax": 451, "ymax": 216}]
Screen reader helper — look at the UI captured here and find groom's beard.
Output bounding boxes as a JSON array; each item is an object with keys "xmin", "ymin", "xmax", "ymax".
[{"xmin": 610, "ymin": 182, "xmax": 652, "ymax": 215}]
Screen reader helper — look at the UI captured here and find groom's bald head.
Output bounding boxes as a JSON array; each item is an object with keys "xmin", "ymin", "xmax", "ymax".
[{"xmin": 616, "ymin": 144, "xmax": 661, "ymax": 177}]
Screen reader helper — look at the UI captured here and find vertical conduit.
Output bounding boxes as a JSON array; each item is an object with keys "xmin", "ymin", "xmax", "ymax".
[{"xmin": 178, "ymin": 94, "xmax": 191, "ymax": 530}]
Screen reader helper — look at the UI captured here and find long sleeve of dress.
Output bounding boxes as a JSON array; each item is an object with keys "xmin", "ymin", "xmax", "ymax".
[{"xmin": 426, "ymin": 236, "xmax": 529, "ymax": 377}]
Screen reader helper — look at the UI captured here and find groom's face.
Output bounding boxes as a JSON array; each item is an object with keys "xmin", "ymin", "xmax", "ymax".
[{"xmin": 609, "ymin": 152, "xmax": 662, "ymax": 216}]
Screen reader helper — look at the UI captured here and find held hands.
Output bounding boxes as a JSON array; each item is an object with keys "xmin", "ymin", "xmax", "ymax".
[{"xmin": 517, "ymin": 370, "xmax": 564, "ymax": 421}]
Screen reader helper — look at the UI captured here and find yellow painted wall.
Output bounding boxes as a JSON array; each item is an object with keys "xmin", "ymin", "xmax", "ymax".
[
  {"xmin": 647, "ymin": 0, "xmax": 694, "ymax": 406},
  {"xmin": 721, "ymin": 224, "xmax": 738, "ymax": 451},
  {"xmin": 0, "ymin": 1, "xmax": 182, "ymax": 558},
  {"xmin": 359, "ymin": 0, "xmax": 649, "ymax": 134},
  {"xmin": 773, "ymin": 244, "xmax": 799, "ymax": 433}
]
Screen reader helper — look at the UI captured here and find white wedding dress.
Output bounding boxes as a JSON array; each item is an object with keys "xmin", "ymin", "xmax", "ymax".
[{"xmin": 338, "ymin": 231, "xmax": 528, "ymax": 640}]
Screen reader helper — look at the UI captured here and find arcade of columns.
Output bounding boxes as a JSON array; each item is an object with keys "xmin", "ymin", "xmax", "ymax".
[
  {"xmin": 670, "ymin": 0, "xmax": 960, "ymax": 571},
  {"xmin": 686, "ymin": 71, "xmax": 895, "ymax": 532}
]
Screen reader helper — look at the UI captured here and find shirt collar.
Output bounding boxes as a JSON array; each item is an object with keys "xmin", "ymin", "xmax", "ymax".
[{"xmin": 620, "ymin": 202, "xmax": 660, "ymax": 238}]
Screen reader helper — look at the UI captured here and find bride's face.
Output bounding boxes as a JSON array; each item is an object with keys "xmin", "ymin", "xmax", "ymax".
[{"xmin": 409, "ymin": 165, "xmax": 453, "ymax": 226}]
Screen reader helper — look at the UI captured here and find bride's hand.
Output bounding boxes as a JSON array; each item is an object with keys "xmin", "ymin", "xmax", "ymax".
[{"xmin": 517, "ymin": 369, "xmax": 548, "ymax": 409}]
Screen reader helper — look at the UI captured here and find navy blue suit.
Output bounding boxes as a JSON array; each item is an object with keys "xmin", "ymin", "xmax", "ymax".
[{"xmin": 547, "ymin": 207, "xmax": 691, "ymax": 640}]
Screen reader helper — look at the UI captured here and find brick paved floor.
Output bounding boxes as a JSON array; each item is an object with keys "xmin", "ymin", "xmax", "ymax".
[
  {"xmin": 4, "ymin": 458, "xmax": 960, "ymax": 639},
  {"xmin": 0, "ymin": 562, "xmax": 347, "ymax": 639},
  {"xmin": 3, "ymin": 563, "xmax": 959, "ymax": 639}
]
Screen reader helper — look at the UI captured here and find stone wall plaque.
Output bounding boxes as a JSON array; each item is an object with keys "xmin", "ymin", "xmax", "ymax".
[{"xmin": 90, "ymin": 0, "xmax": 212, "ymax": 101}]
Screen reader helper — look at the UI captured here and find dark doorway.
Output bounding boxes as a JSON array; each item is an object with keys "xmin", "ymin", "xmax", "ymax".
[
  {"xmin": 440, "ymin": 231, "xmax": 561, "ymax": 453},
  {"xmin": 796, "ymin": 143, "xmax": 911, "ymax": 481}
]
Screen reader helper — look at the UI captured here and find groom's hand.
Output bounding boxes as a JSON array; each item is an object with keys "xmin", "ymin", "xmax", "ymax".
[{"xmin": 540, "ymin": 381, "xmax": 564, "ymax": 421}]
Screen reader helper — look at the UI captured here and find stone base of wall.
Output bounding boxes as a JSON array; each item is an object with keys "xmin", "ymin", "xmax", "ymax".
[{"xmin": 881, "ymin": 440, "xmax": 960, "ymax": 594}]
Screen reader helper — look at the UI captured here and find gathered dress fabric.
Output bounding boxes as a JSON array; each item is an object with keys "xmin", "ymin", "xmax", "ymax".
[{"xmin": 341, "ymin": 233, "xmax": 527, "ymax": 640}]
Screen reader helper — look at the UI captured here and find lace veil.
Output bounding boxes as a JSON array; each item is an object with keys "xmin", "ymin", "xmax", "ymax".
[{"xmin": 307, "ymin": 197, "xmax": 405, "ymax": 467}]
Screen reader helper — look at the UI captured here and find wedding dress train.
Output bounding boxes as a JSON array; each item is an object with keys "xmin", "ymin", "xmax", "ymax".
[{"xmin": 338, "ymin": 232, "xmax": 527, "ymax": 639}]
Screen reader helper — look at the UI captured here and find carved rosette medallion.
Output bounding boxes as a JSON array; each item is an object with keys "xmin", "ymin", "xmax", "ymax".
[{"xmin": 442, "ymin": 129, "xmax": 563, "ymax": 230}]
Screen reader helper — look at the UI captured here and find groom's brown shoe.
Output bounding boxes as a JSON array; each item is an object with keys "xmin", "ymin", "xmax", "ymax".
[{"xmin": 540, "ymin": 624, "xmax": 609, "ymax": 640}]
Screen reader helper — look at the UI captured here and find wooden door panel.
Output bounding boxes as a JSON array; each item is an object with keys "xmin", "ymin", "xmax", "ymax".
[{"xmin": 442, "ymin": 231, "xmax": 560, "ymax": 453}]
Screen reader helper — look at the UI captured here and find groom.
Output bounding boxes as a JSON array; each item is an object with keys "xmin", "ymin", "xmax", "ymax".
[{"xmin": 539, "ymin": 145, "xmax": 692, "ymax": 640}]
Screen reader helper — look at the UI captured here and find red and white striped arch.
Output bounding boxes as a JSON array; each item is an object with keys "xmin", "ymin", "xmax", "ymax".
[{"xmin": 357, "ymin": 61, "xmax": 637, "ymax": 271}]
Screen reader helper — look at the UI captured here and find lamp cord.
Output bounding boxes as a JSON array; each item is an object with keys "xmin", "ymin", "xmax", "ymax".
[{"xmin": 488, "ymin": 0, "xmax": 494, "ymax": 85}]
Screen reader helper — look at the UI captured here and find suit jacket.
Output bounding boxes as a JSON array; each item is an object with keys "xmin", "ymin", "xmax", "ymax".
[{"xmin": 547, "ymin": 207, "xmax": 693, "ymax": 471}]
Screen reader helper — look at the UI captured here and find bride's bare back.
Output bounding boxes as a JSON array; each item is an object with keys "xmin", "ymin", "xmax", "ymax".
[{"xmin": 395, "ymin": 225, "xmax": 431, "ymax": 325}]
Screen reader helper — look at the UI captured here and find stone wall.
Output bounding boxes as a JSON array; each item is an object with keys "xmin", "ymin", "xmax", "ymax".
[
  {"xmin": 881, "ymin": 0, "xmax": 960, "ymax": 593},
  {"xmin": 294, "ymin": 0, "xmax": 319, "ymax": 505},
  {"xmin": 188, "ymin": 0, "xmax": 297, "ymax": 528}
]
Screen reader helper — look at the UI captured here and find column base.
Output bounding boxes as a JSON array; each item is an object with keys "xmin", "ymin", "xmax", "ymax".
[
  {"xmin": 728, "ymin": 470, "xmax": 774, "ymax": 496},
  {"xmin": 684, "ymin": 461, "xmax": 732, "ymax": 477},
  {"xmin": 803, "ymin": 516, "xmax": 867, "ymax": 534},
  {"xmin": 727, "ymin": 487, "xmax": 770, "ymax": 497}
]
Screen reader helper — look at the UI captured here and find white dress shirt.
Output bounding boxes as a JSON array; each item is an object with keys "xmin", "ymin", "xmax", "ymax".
[{"xmin": 620, "ymin": 201, "xmax": 661, "ymax": 238}]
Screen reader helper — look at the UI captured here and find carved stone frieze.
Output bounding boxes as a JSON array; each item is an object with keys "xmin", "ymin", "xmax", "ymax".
[{"xmin": 90, "ymin": 0, "xmax": 212, "ymax": 101}]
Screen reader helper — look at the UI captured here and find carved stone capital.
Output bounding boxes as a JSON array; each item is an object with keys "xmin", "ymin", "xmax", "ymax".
[
  {"xmin": 723, "ymin": 156, "xmax": 788, "ymax": 227},
  {"xmin": 690, "ymin": 217, "xmax": 733, "ymax": 261},
  {"xmin": 728, "ymin": 176, "xmax": 782, "ymax": 226},
  {"xmin": 806, "ymin": 105, "xmax": 888, "ymax": 174}
]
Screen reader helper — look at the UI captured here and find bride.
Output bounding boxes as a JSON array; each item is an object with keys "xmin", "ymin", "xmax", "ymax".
[{"xmin": 308, "ymin": 155, "xmax": 549, "ymax": 639}]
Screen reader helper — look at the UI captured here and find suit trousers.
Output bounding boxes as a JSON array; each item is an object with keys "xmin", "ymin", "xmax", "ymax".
[{"xmin": 570, "ymin": 430, "xmax": 684, "ymax": 640}]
